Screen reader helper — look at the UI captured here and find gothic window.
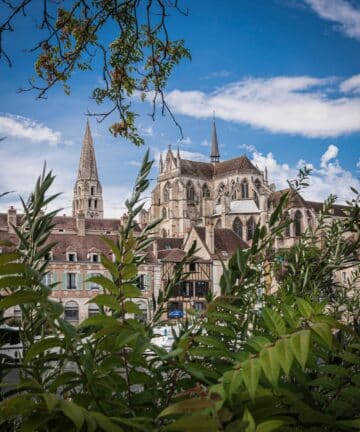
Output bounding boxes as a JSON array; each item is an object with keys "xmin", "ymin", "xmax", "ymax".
[
  {"xmin": 254, "ymin": 179, "xmax": 261, "ymax": 190},
  {"xmin": 241, "ymin": 180, "xmax": 249, "ymax": 199},
  {"xmin": 186, "ymin": 181, "xmax": 195, "ymax": 201},
  {"xmin": 307, "ymin": 210, "xmax": 313, "ymax": 229},
  {"xmin": 161, "ymin": 228, "xmax": 167, "ymax": 238},
  {"xmin": 88, "ymin": 198, "xmax": 92, "ymax": 208},
  {"xmin": 94, "ymin": 199, "xmax": 97, "ymax": 209},
  {"xmin": 78, "ymin": 187, "xmax": 81, "ymax": 195},
  {"xmin": 284, "ymin": 212, "xmax": 291, "ymax": 237},
  {"xmin": 163, "ymin": 182, "xmax": 170, "ymax": 203},
  {"xmin": 294, "ymin": 211, "xmax": 302, "ymax": 237},
  {"xmin": 233, "ymin": 217, "xmax": 243, "ymax": 238},
  {"xmin": 162, "ymin": 207, "xmax": 167, "ymax": 219},
  {"xmin": 90, "ymin": 186, "xmax": 95, "ymax": 195},
  {"xmin": 64, "ymin": 301, "xmax": 79, "ymax": 324},
  {"xmin": 202, "ymin": 183, "xmax": 210, "ymax": 198},
  {"xmin": 254, "ymin": 191, "xmax": 259, "ymax": 208},
  {"xmin": 230, "ymin": 181, "xmax": 238, "ymax": 200},
  {"xmin": 247, "ymin": 217, "xmax": 255, "ymax": 240}
]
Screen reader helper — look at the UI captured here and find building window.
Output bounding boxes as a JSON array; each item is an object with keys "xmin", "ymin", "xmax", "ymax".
[
  {"xmin": 161, "ymin": 228, "xmax": 167, "ymax": 238},
  {"xmin": 42, "ymin": 272, "xmax": 52, "ymax": 287},
  {"xmin": 254, "ymin": 179, "xmax": 261, "ymax": 190},
  {"xmin": 202, "ymin": 183, "xmax": 210, "ymax": 198},
  {"xmin": 14, "ymin": 305, "xmax": 22, "ymax": 319},
  {"xmin": 195, "ymin": 281, "xmax": 209, "ymax": 297},
  {"xmin": 91, "ymin": 186, "xmax": 95, "ymax": 195},
  {"xmin": 44, "ymin": 252, "xmax": 53, "ymax": 261},
  {"xmin": 94, "ymin": 199, "xmax": 98, "ymax": 209},
  {"xmin": 88, "ymin": 198, "xmax": 92, "ymax": 208},
  {"xmin": 193, "ymin": 301, "xmax": 206, "ymax": 311},
  {"xmin": 163, "ymin": 182, "xmax": 170, "ymax": 202},
  {"xmin": 241, "ymin": 180, "xmax": 249, "ymax": 199},
  {"xmin": 233, "ymin": 217, "xmax": 243, "ymax": 238},
  {"xmin": 307, "ymin": 210, "xmax": 313, "ymax": 229},
  {"xmin": 136, "ymin": 274, "xmax": 145, "ymax": 290},
  {"xmin": 254, "ymin": 191, "xmax": 259, "ymax": 208},
  {"xmin": 91, "ymin": 253, "xmax": 99, "ymax": 263},
  {"xmin": 67, "ymin": 252, "xmax": 77, "ymax": 262},
  {"xmin": 162, "ymin": 207, "xmax": 167, "ymax": 219},
  {"xmin": 88, "ymin": 303, "xmax": 100, "ymax": 317},
  {"xmin": 177, "ymin": 281, "xmax": 193, "ymax": 297},
  {"xmin": 284, "ymin": 212, "xmax": 291, "ymax": 237},
  {"xmin": 247, "ymin": 217, "xmax": 255, "ymax": 240},
  {"xmin": 168, "ymin": 301, "xmax": 183, "ymax": 318},
  {"xmin": 186, "ymin": 181, "xmax": 195, "ymax": 201},
  {"xmin": 294, "ymin": 211, "xmax": 302, "ymax": 237},
  {"xmin": 189, "ymin": 262, "xmax": 196, "ymax": 272},
  {"xmin": 88, "ymin": 273, "xmax": 101, "ymax": 290},
  {"xmin": 67, "ymin": 273, "xmax": 77, "ymax": 290},
  {"xmin": 64, "ymin": 301, "xmax": 79, "ymax": 324}
]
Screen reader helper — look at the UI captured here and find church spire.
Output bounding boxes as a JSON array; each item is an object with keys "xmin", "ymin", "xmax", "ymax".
[
  {"xmin": 77, "ymin": 120, "xmax": 99, "ymax": 181},
  {"xmin": 210, "ymin": 113, "xmax": 220, "ymax": 163},
  {"xmin": 73, "ymin": 121, "xmax": 103, "ymax": 219}
]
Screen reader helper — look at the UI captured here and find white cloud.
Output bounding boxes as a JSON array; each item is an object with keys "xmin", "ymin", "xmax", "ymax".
[
  {"xmin": 140, "ymin": 126, "xmax": 153, "ymax": 136},
  {"xmin": 179, "ymin": 150, "xmax": 208, "ymax": 162},
  {"xmin": 356, "ymin": 159, "xmax": 360, "ymax": 169},
  {"xmin": 165, "ymin": 75, "xmax": 360, "ymax": 138},
  {"xmin": 201, "ymin": 139, "xmax": 209, "ymax": 147},
  {"xmin": 340, "ymin": 74, "xmax": 360, "ymax": 94},
  {"xmin": 0, "ymin": 114, "xmax": 63, "ymax": 146},
  {"xmin": 238, "ymin": 143, "xmax": 256, "ymax": 153},
  {"xmin": 178, "ymin": 136, "xmax": 192, "ymax": 145},
  {"xmin": 129, "ymin": 160, "xmax": 142, "ymax": 167},
  {"xmin": 304, "ymin": 0, "xmax": 360, "ymax": 40},
  {"xmin": 252, "ymin": 144, "xmax": 360, "ymax": 204},
  {"xmin": 203, "ymin": 70, "xmax": 232, "ymax": 80},
  {"xmin": 320, "ymin": 144, "xmax": 338, "ymax": 167}
]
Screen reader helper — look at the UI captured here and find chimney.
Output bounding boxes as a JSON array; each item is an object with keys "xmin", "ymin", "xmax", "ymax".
[
  {"xmin": 7, "ymin": 206, "xmax": 17, "ymax": 234},
  {"xmin": 205, "ymin": 217, "xmax": 214, "ymax": 254},
  {"xmin": 77, "ymin": 211, "xmax": 85, "ymax": 236}
]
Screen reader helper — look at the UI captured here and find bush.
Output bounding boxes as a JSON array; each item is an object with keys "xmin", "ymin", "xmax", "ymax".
[{"xmin": 0, "ymin": 155, "xmax": 359, "ymax": 431}]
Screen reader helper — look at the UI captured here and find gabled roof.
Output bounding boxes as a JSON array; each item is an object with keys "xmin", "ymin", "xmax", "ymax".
[{"xmin": 214, "ymin": 155, "xmax": 261, "ymax": 176}]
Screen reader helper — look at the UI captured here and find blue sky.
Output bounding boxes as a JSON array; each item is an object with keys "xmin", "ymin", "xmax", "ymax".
[{"xmin": 0, "ymin": 0, "xmax": 359, "ymax": 216}]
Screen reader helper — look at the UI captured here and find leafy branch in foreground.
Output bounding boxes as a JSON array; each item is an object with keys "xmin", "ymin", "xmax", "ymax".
[
  {"xmin": 0, "ymin": 0, "xmax": 191, "ymax": 145},
  {"xmin": 0, "ymin": 159, "xmax": 359, "ymax": 431}
]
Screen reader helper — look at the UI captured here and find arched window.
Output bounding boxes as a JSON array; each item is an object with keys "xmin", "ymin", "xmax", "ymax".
[
  {"xmin": 161, "ymin": 228, "xmax": 167, "ymax": 238},
  {"xmin": 88, "ymin": 303, "xmax": 100, "ymax": 317},
  {"xmin": 186, "ymin": 181, "xmax": 195, "ymax": 201},
  {"xmin": 90, "ymin": 186, "xmax": 95, "ymax": 195},
  {"xmin": 284, "ymin": 212, "xmax": 291, "ymax": 237},
  {"xmin": 307, "ymin": 210, "xmax": 313, "ymax": 229},
  {"xmin": 202, "ymin": 183, "xmax": 210, "ymax": 198},
  {"xmin": 233, "ymin": 217, "xmax": 243, "ymax": 238},
  {"xmin": 230, "ymin": 181, "xmax": 238, "ymax": 200},
  {"xmin": 162, "ymin": 207, "xmax": 167, "ymax": 219},
  {"xmin": 247, "ymin": 217, "xmax": 255, "ymax": 241},
  {"xmin": 64, "ymin": 301, "xmax": 79, "ymax": 324},
  {"xmin": 163, "ymin": 182, "xmax": 170, "ymax": 203},
  {"xmin": 294, "ymin": 210, "xmax": 302, "ymax": 237},
  {"xmin": 241, "ymin": 180, "xmax": 249, "ymax": 199},
  {"xmin": 254, "ymin": 179, "xmax": 261, "ymax": 190},
  {"xmin": 254, "ymin": 191, "xmax": 259, "ymax": 208}
]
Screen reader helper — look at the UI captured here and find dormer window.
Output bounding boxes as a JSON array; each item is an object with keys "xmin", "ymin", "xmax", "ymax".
[
  {"xmin": 44, "ymin": 252, "xmax": 53, "ymax": 261},
  {"xmin": 91, "ymin": 253, "xmax": 99, "ymax": 263},
  {"xmin": 67, "ymin": 252, "xmax": 77, "ymax": 262}
]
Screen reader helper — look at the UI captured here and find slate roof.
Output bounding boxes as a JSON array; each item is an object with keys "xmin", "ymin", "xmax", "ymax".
[
  {"xmin": 194, "ymin": 227, "xmax": 249, "ymax": 257},
  {"xmin": 179, "ymin": 155, "xmax": 261, "ymax": 180}
]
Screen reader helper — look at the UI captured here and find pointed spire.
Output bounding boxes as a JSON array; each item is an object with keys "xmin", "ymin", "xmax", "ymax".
[
  {"xmin": 159, "ymin": 152, "xmax": 163, "ymax": 172},
  {"xmin": 77, "ymin": 120, "xmax": 99, "ymax": 181},
  {"xmin": 210, "ymin": 112, "xmax": 220, "ymax": 163}
]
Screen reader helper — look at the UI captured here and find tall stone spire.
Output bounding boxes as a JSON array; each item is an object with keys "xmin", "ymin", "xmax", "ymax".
[
  {"xmin": 210, "ymin": 114, "xmax": 220, "ymax": 163},
  {"xmin": 73, "ymin": 121, "xmax": 104, "ymax": 219}
]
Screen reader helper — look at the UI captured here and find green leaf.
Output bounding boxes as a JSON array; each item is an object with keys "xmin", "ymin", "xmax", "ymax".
[
  {"xmin": 222, "ymin": 369, "xmax": 243, "ymax": 399},
  {"xmin": 59, "ymin": 400, "xmax": 85, "ymax": 430},
  {"xmin": 0, "ymin": 276, "xmax": 29, "ymax": 290},
  {"xmin": 79, "ymin": 315, "xmax": 118, "ymax": 328},
  {"xmin": 243, "ymin": 407, "xmax": 256, "ymax": 432},
  {"xmin": 89, "ymin": 294, "xmax": 121, "ymax": 311},
  {"xmin": 43, "ymin": 393, "xmax": 58, "ymax": 412},
  {"xmin": 159, "ymin": 398, "xmax": 213, "ymax": 417},
  {"xmin": 24, "ymin": 338, "xmax": 62, "ymax": 363},
  {"xmin": 275, "ymin": 338, "xmax": 293, "ymax": 377},
  {"xmin": 122, "ymin": 283, "xmax": 140, "ymax": 298},
  {"xmin": 311, "ymin": 322, "xmax": 333, "ymax": 348},
  {"xmin": 194, "ymin": 335, "xmax": 227, "ymax": 350},
  {"xmin": 241, "ymin": 358, "xmax": 261, "ymax": 401},
  {"xmin": 121, "ymin": 263, "xmax": 137, "ymax": 279},
  {"xmin": 0, "ymin": 291, "xmax": 43, "ymax": 309},
  {"xmin": 0, "ymin": 262, "xmax": 26, "ymax": 275},
  {"xmin": 336, "ymin": 419, "xmax": 360, "ymax": 429},
  {"xmin": 164, "ymin": 414, "xmax": 218, "ymax": 431},
  {"xmin": 262, "ymin": 308, "xmax": 286, "ymax": 336},
  {"xmin": 86, "ymin": 275, "xmax": 118, "ymax": 294},
  {"xmin": 290, "ymin": 330, "xmax": 311, "ymax": 370},
  {"xmin": 124, "ymin": 301, "xmax": 142, "ymax": 315},
  {"xmin": 256, "ymin": 420, "xmax": 286, "ymax": 432},
  {"xmin": 0, "ymin": 250, "xmax": 21, "ymax": 265},
  {"xmin": 260, "ymin": 346, "xmax": 280, "ymax": 387},
  {"xmin": 296, "ymin": 298, "xmax": 313, "ymax": 318},
  {"xmin": 90, "ymin": 412, "xmax": 124, "ymax": 432}
]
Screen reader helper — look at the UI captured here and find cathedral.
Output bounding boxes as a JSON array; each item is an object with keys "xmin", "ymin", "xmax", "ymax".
[{"xmin": 0, "ymin": 121, "xmax": 353, "ymax": 323}]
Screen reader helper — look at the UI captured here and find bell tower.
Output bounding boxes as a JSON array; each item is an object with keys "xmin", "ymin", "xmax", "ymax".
[{"xmin": 73, "ymin": 121, "xmax": 104, "ymax": 218}]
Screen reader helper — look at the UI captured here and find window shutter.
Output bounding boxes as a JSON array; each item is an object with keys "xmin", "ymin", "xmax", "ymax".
[
  {"xmin": 145, "ymin": 274, "xmax": 151, "ymax": 291},
  {"xmin": 85, "ymin": 273, "xmax": 92, "ymax": 290},
  {"xmin": 62, "ymin": 273, "xmax": 67, "ymax": 290},
  {"xmin": 77, "ymin": 273, "xmax": 83, "ymax": 290},
  {"xmin": 53, "ymin": 271, "xmax": 58, "ymax": 288}
]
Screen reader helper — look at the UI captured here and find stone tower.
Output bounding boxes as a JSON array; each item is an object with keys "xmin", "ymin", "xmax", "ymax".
[{"xmin": 73, "ymin": 121, "xmax": 104, "ymax": 218}]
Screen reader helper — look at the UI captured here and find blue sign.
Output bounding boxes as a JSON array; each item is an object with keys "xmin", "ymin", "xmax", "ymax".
[{"xmin": 168, "ymin": 310, "xmax": 184, "ymax": 319}]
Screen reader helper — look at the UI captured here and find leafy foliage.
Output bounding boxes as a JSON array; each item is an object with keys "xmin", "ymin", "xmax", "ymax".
[{"xmin": 0, "ymin": 159, "xmax": 359, "ymax": 431}]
